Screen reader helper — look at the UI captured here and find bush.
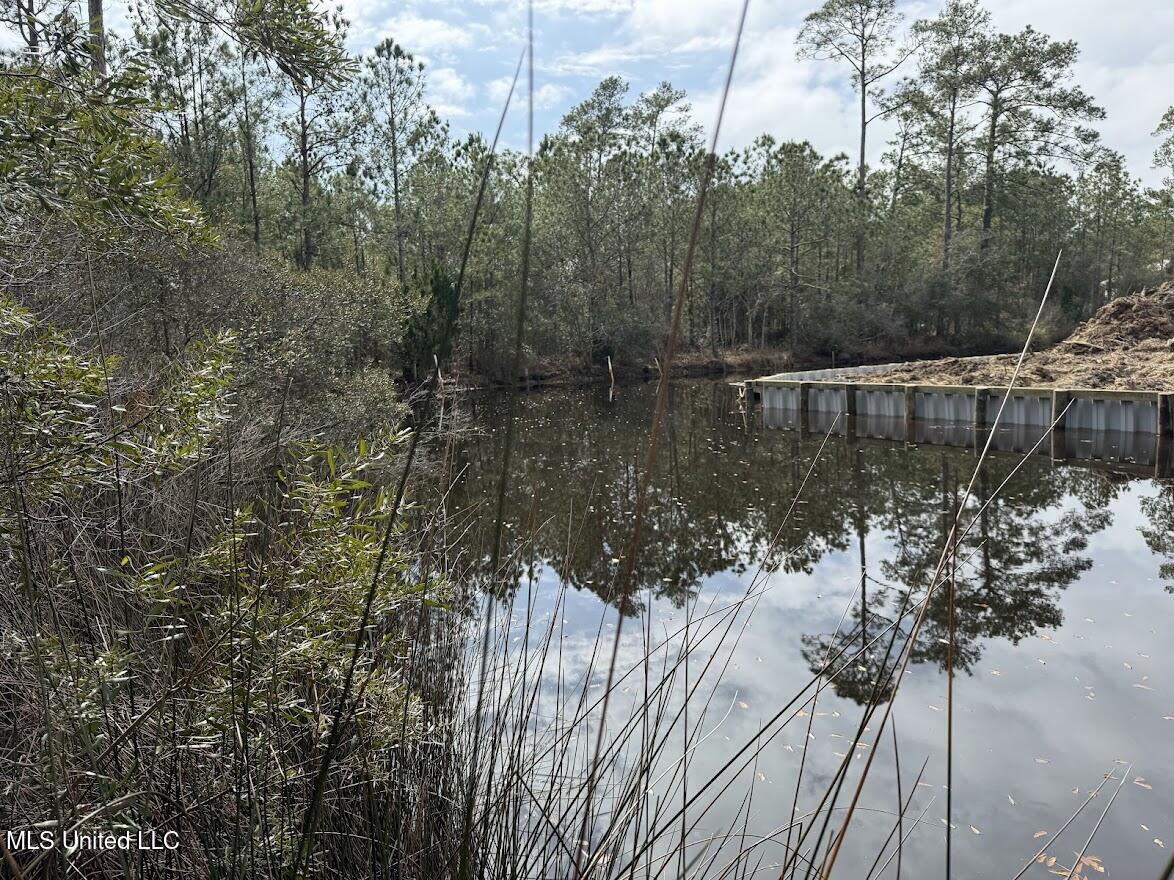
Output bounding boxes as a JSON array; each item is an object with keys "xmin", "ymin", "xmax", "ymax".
[{"xmin": 1, "ymin": 299, "xmax": 446, "ymax": 876}]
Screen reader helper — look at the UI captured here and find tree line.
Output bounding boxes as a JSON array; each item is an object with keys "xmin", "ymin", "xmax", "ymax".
[{"xmin": 4, "ymin": 0, "xmax": 1174, "ymax": 380}]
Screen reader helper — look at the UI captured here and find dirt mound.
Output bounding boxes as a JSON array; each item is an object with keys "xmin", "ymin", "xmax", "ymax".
[
  {"xmin": 1064, "ymin": 282, "xmax": 1174, "ymax": 351},
  {"xmin": 863, "ymin": 281, "xmax": 1174, "ymax": 391}
]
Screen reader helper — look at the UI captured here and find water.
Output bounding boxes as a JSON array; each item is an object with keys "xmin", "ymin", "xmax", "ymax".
[{"xmin": 448, "ymin": 379, "xmax": 1174, "ymax": 878}]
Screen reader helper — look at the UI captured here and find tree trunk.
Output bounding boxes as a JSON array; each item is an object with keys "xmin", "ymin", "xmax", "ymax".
[
  {"xmin": 298, "ymin": 92, "xmax": 313, "ymax": 271},
  {"xmin": 389, "ymin": 101, "xmax": 406, "ymax": 288},
  {"xmin": 856, "ymin": 73, "xmax": 867, "ymax": 275},
  {"xmin": 87, "ymin": 0, "xmax": 106, "ymax": 74},
  {"xmin": 943, "ymin": 92, "xmax": 957, "ymax": 272},
  {"xmin": 18, "ymin": 0, "xmax": 39, "ymax": 52},
  {"xmin": 240, "ymin": 56, "xmax": 261, "ymax": 248},
  {"xmin": 889, "ymin": 130, "xmax": 906, "ymax": 217},
  {"xmin": 981, "ymin": 98, "xmax": 999, "ymax": 248}
]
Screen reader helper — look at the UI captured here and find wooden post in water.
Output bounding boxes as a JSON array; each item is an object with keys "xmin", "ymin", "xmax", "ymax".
[
  {"xmin": 1158, "ymin": 393, "xmax": 1173, "ymax": 478},
  {"xmin": 904, "ymin": 385, "xmax": 916, "ymax": 445},
  {"xmin": 973, "ymin": 388, "xmax": 989, "ymax": 451},
  {"xmin": 1159, "ymin": 392, "xmax": 1173, "ymax": 436},
  {"xmin": 1051, "ymin": 389, "xmax": 1071, "ymax": 461},
  {"xmin": 799, "ymin": 382, "xmax": 811, "ymax": 435},
  {"xmin": 845, "ymin": 383, "xmax": 857, "ymax": 444}
]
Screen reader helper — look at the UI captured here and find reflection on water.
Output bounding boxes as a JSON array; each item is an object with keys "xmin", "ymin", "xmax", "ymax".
[{"xmin": 448, "ymin": 379, "xmax": 1173, "ymax": 877}]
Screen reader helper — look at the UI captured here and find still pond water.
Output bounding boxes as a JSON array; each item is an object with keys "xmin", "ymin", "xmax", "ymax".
[{"xmin": 449, "ymin": 378, "xmax": 1173, "ymax": 878}]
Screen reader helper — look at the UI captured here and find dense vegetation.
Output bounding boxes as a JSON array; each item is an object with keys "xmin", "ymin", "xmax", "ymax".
[
  {"xmin": 2, "ymin": 0, "xmax": 1172, "ymax": 875},
  {"xmin": 9, "ymin": 0, "xmax": 1172, "ymax": 380},
  {"xmin": 1, "ymin": 0, "xmax": 463, "ymax": 876}
]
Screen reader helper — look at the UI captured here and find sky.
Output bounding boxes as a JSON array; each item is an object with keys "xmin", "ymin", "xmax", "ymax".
[{"xmin": 332, "ymin": 0, "xmax": 1174, "ymax": 185}]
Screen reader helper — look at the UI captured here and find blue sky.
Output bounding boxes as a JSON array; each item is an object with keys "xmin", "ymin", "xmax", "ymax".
[{"xmin": 335, "ymin": 0, "xmax": 1174, "ymax": 185}]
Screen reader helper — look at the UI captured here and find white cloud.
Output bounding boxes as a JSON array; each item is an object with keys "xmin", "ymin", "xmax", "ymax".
[
  {"xmin": 690, "ymin": 25, "xmax": 860, "ymax": 158},
  {"xmin": 548, "ymin": 43, "xmax": 654, "ymax": 76},
  {"xmin": 324, "ymin": 0, "xmax": 1173, "ymax": 184},
  {"xmin": 486, "ymin": 75, "xmax": 520, "ymax": 105},
  {"xmin": 546, "ymin": 0, "xmax": 776, "ymax": 78},
  {"xmin": 477, "ymin": 0, "xmax": 632, "ymax": 14},
  {"xmin": 486, "ymin": 79, "xmax": 570, "ymax": 112},
  {"xmin": 385, "ymin": 14, "xmax": 474, "ymax": 52},
  {"xmin": 535, "ymin": 82, "xmax": 572, "ymax": 110},
  {"xmin": 627, "ymin": 0, "xmax": 750, "ymax": 44},
  {"xmin": 560, "ymin": 0, "xmax": 1171, "ymax": 183},
  {"xmin": 343, "ymin": 11, "xmax": 476, "ymax": 56},
  {"xmin": 429, "ymin": 66, "xmax": 476, "ymax": 117}
]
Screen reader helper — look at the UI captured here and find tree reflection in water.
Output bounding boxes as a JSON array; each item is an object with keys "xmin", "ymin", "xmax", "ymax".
[
  {"xmin": 447, "ymin": 379, "xmax": 1125, "ymax": 703},
  {"xmin": 1140, "ymin": 482, "xmax": 1174, "ymax": 594}
]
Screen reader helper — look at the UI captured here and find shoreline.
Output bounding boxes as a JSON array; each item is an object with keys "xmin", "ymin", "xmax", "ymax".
[{"xmin": 447, "ymin": 341, "xmax": 1000, "ymax": 392}]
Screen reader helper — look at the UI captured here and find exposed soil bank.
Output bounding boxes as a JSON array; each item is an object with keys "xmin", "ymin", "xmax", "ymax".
[{"xmin": 862, "ymin": 282, "xmax": 1174, "ymax": 392}]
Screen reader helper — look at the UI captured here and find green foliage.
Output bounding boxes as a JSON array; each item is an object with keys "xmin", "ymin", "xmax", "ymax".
[
  {"xmin": 1155, "ymin": 107, "xmax": 1174, "ymax": 183},
  {"xmin": 153, "ymin": 0, "xmax": 351, "ymax": 86},
  {"xmin": 796, "ymin": 0, "xmax": 902, "ymax": 91},
  {"xmin": 1, "ymin": 296, "xmax": 115, "ymax": 500},
  {"xmin": 195, "ymin": 438, "xmax": 430, "ymax": 727},
  {"xmin": 401, "ymin": 266, "xmax": 459, "ymax": 379},
  {"xmin": 0, "ymin": 62, "xmax": 210, "ymax": 251},
  {"xmin": 1, "ymin": 304, "xmax": 437, "ymax": 875},
  {"xmin": 1, "ymin": 293, "xmax": 237, "ymax": 516}
]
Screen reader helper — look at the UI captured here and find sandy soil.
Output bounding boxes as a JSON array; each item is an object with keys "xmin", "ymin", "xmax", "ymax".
[{"xmin": 863, "ymin": 281, "xmax": 1174, "ymax": 392}]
